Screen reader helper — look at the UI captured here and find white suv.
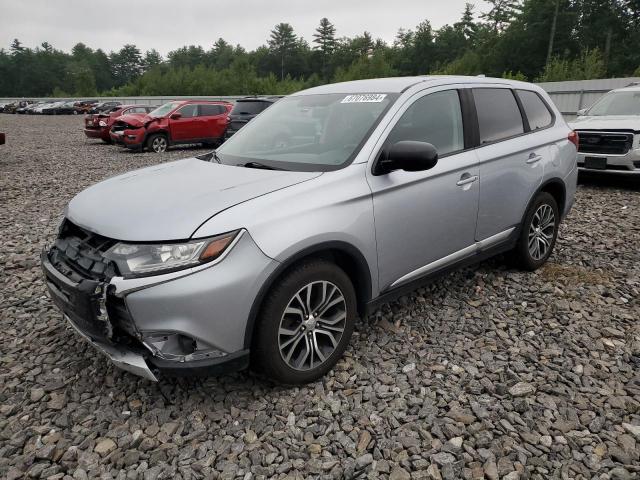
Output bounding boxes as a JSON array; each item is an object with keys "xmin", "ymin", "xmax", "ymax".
[{"xmin": 571, "ymin": 85, "xmax": 640, "ymax": 175}]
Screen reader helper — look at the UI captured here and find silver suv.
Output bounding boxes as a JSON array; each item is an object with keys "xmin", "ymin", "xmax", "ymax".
[
  {"xmin": 571, "ymin": 85, "xmax": 640, "ymax": 175},
  {"xmin": 42, "ymin": 76, "xmax": 578, "ymax": 384}
]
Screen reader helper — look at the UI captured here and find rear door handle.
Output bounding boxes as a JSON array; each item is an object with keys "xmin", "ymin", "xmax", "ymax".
[
  {"xmin": 526, "ymin": 153, "xmax": 542, "ymax": 164},
  {"xmin": 456, "ymin": 174, "xmax": 479, "ymax": 186}
]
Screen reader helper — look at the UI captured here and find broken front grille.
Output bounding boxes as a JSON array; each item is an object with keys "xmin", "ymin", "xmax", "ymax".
[
  {"xmin": 49, "ymin": 220, "xmax": 117, "ymax": 282},
  {"xmin": 577, "ymin": 131, "xmax": 634, "ymax": 155}
]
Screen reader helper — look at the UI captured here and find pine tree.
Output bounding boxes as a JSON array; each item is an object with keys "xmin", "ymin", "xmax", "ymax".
[
  {"xmin": 313, "ymin": 18, "xmax": 337, "ymax": 79},
  {"xmin": 481, "ymin": 0, "xmax": 522, "ymax": 32},
  {"xmin": 268, "ymin": 23, "xmax": 297, "ymax": 80}
]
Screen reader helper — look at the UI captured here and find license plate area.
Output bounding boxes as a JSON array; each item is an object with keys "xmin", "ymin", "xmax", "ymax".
[{"xmin": 584, "ymin": 156, "xmax": 607, "ymax": 170}]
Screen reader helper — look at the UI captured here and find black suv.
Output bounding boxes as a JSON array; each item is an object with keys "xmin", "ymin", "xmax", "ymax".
[{"xmin": 225, "ymin": 96, "xmax": 283, "ymax": 139}]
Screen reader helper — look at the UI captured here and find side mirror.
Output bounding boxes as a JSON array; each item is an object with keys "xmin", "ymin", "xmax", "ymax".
[
  {"xmin": 170, "ymin": 112, "xmax": 182, "ymax": 120},
  {"xmin": 576, "ymin": 108, "xmax": 587, "ymax": 116},
  {"xmin": 375, "ymin": 141, "xmax": 439, "ymax": 175}
]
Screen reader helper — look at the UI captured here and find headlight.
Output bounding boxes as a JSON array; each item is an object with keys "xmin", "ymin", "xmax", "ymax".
[
  {"xmin": 104, "ymin": 230, "xmax": 240, "ymax": 278},
  {"xmin": 99, "ymin": 120, "xmax": 107, "ymax": 127}
]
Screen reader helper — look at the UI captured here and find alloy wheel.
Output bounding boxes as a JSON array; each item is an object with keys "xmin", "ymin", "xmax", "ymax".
[
  {"xmin": 152, "ymin": 137, "xmax": 167, "ymax": 153},
  {"xmin": 278, "ymin": 281, "xmax": 347, "ymax": 371},
  {"xmin": 528, "ymin": 203, "xmax": 555, "ymax": 261}
]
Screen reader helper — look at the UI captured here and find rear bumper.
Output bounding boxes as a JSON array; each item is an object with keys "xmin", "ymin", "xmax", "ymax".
[{"xmin": 84, "ymin": 127, "xmax": 109, "ymax": 140}]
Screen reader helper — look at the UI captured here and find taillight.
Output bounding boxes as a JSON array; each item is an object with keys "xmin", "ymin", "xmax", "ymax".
[{"xmin": 568, "ymin": 131, "xmax": 579, "ymax": 150}]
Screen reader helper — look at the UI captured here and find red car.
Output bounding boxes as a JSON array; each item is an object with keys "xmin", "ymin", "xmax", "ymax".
[
  {"xmin": 110, "ymin": 100, "xmax": 232, "ymax": 153},
  {"xmin": 84, "ymin": 105, "xmax": 154, "ymax": 143}
]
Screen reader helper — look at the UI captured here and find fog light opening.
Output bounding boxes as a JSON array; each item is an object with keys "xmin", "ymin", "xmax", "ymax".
[{"xmin": 141, "ymin": 332, "xmax": 226, "ymax": 362}]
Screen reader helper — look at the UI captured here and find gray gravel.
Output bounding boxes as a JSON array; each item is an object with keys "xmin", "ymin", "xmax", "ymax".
[{"xmin": 1, "ymin": 114, "xmax": 639, "ymax": 480}]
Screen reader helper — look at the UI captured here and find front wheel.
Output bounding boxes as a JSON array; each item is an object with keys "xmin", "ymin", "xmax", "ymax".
[
  {"xmin": 512, "ymin": 191, "xmax": 559, "ymax": 270},
  {"xmin": 146, "ymin": 133, "xmax": 168, "ymax": 153},
  {"xmin": 252, "ymin": 260, "xmax": 357, "ymax": 384}
]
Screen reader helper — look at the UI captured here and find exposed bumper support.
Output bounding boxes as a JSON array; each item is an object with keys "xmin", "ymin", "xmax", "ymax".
[{"xmin": 66, "ymin": 315, "xmax": 158, "ymax": 381}]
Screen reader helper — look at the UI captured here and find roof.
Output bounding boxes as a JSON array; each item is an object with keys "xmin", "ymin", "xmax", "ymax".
[
  {"xmin": 294, "ymin": 75, "xmax": 535, "ymax": 96},
  {"xmin": 613, "ymin": 84, "xmax": 640, "ymax": 92}
]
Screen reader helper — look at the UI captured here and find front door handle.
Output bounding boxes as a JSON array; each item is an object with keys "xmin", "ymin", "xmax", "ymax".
[
  {"xmin": 456, "ymin": 174, "xmax": 479, "ymax": 187},
  {"xmin": 526, "ymin": 153, "xmax": 542, "ymax": 164}
]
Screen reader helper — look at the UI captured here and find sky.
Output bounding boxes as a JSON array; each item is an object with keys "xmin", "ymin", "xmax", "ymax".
[{"xmin": 0, "ymin": 0, "xmax": 490, "ymax": 56}]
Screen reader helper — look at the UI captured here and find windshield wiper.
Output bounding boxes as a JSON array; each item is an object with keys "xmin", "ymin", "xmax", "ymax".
[
  {"xmin": 196, "ymin": 150, "xmax": 222, "ymax": 163},
  {"xmin": 239, "ymin": 161, "xmax": 284, "ymax": 170}
]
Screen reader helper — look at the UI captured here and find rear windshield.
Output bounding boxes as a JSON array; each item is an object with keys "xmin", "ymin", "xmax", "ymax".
[{"xmin": 230, "ymin": 100, "xmax": 271, "ymax": 115}]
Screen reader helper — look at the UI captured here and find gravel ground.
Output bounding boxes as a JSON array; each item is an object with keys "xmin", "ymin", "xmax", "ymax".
[{"xmin": 1, "ymin": 114, "xmax": 639, "ymax": 480}]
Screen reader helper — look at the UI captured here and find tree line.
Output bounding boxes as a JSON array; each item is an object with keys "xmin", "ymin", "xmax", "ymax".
[{"xmin": 1, "ymin": 0, "xmax": 640, "ymax": 98}]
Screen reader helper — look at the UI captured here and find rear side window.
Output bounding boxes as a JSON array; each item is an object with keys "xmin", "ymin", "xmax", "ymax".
[
  {"xmin": 473, "ymin": 88, "xmax": 524, "ymax": 143},
  {"xmin": 517, "ymin": 90, "xmax": 553, "ymax": 130},
  {"xmin": 387, "ymin": 90, "xmax": 464, "ymax": 156},
  {"xmin": 199, "ymin": 104, "xmax": 225, "ymax": 116}
]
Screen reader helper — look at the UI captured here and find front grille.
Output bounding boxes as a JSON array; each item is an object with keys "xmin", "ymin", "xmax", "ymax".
[
  {"xmin": 49, "ymin": 220, "xmax": 117, "ymax": 282},
  {"xmin": 45, "ymin": 220, "xmax": 143, "ymax": 344},
  {"xmin": 577, "ymin": 131, "xmax": 634, "ymax": 155},
  {"xmin": 112, "ymin": 121, "xmax": 140, "ymax": 132}
]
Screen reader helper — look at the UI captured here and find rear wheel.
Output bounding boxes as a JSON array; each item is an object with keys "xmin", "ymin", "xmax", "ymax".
[
  {"xmin": 252, "ymin": 260, "xmax": 357, "ymax": 384},
  {"xmin": 146, "ymin": 133, "xmax": 168, "ymax": 153},
  {"xmin": 512, "ymin": 192, "xmax": 559, "ymax": 270}
]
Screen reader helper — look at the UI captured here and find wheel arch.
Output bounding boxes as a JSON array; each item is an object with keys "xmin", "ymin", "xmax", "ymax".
[
  {"xmin": 243, "ymin": 241, "xmax": 373, "ymax": 349},
  {"xmin": 144, "ymin": 129, "xmax": 170, "ymax": 148},
  {"xmin": 539, "ymin": 178, "xmax": 566, "ymax": 214}
]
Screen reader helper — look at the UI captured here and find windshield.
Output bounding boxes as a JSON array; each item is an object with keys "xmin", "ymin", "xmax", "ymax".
[
  {"xmin": 149, "ymin": 101, "xmax": 181, "ymax": 117},
  {"xmin": 217, "ymin": 93, "xmax": 396, "ymax": 171},
  {"xmin": 588, "ymin": 91, "xmax": 640, "ymax": 116}
]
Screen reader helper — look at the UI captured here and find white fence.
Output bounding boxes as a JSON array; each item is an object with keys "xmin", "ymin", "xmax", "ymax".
[
  {"xmin": 538, "ymin": 77, "xmax": 640, "ymax": 120},
  {"xmin": 3, "ymin": 77, "xmax": 640, "ymax": 120}
]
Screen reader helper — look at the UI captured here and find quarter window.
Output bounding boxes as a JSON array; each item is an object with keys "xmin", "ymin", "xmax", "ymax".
[
  {"xmin": 387, "ymin": 90, "xmax": 464, "ymax": 156},
  {"xmin": 199, "ymin": 104, "xmax": 225, "ymax": 116},
  {"xmin": 517, "ymin": 90, "xmax": 553, "ymax": 130},
  {"xmin": 473, "ymin": 88, "xmax": 524, "ymax": 143}
]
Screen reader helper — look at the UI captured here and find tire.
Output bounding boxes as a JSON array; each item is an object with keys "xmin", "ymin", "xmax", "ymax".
[
  {"xmin": 512, "ymin": 191, "xmax": 559, "ymax": 271},
  {"xmin": 146, "ymin": 133, "xmax": 168, "ymax": 153},
  {"xmin": 252, "ymin": 260, "xmax": 357, "ymax": 384}
]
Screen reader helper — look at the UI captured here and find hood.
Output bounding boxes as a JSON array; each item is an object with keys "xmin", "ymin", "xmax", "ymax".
[
  {"xmin": 569, "ymin": 115, "xmax": 640, "ymax": 132},
  {"xmin": 115, "ymin": 114, "xmax": 148, "ymax": 127},
  {"xmin": 66, "ymin": 158, "xmax": 321, "ymax": 241},
  {"xmin": 112, "ymin": 111, "xmax": 147, "ymax": 120}
]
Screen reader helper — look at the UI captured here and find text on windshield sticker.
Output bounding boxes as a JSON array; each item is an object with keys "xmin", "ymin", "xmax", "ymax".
[{"xmin": 341, "ymin": 94, "xmax": 387, "ymax": 104}]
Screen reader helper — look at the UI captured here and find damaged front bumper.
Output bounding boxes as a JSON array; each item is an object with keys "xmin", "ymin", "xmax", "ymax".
[{"xmin": 40, "ymin": 222, "xmax": 276, "ymax": 381}]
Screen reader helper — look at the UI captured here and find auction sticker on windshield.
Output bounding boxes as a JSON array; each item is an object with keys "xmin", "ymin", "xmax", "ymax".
[{"xmin": 341, "ymin": 94, "xmax": 387, "ymax": 103}]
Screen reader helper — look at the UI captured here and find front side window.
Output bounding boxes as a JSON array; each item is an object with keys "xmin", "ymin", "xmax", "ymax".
[
  {"xmin": 587, "ymin": 91, "xmax": 640, "ymax": 116},
  {"xmin": 474, "ymin": 88, "xmax": 524, "ymax": 143},
  {"xmin": 517, "ymin": 90, "xmax": 553, "ymax": 130},
  {"xmin": 177, "ymin": 104, "xmax": 197, "ymax": 118},
  {"xmin": 217, "ymin": 93, "xmax": 397, "ymax": 171},
  {"xmin": 386, "ymin": 90, "xmax": 464, "ymax": 156}
]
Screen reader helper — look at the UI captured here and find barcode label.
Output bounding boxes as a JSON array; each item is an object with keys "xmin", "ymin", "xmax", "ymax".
[{"xmin": 341, "ymin": 94, "xmax": 387, "ymax": 104}]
